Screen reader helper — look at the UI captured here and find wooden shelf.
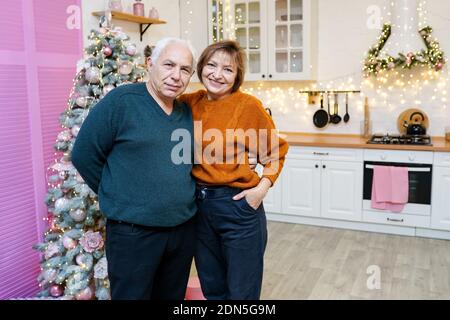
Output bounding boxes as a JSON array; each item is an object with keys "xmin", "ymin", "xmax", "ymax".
[
  {"xmin": 298, "ymin": 90, "xmax": 361, "ymax": 94},
  {"xmin": 92, "ymin": 11, "xmax": 166, "ymax": 41},
  {"xmin": 298, "ymin": 90, "xmax": 362, "ymax": 105}
]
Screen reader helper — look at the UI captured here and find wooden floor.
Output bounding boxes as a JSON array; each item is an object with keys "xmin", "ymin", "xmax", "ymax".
[
  {"xmin": 261, "ymin": 221, "xmax": 450, "ymax": 300},
  {"xmin": 190, "ymin": 221, "xmax": 450, "ymax": 299}
]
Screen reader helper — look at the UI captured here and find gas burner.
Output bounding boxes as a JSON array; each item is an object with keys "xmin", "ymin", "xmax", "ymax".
[{"xmin": 367, "ymin": 134, "xmax": 432, "ymax": 146}]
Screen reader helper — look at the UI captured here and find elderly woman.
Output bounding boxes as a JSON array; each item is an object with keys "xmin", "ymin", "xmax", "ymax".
[{"xmin": 179, "ymin": 40, "xmax": 288, "ymax": 300}]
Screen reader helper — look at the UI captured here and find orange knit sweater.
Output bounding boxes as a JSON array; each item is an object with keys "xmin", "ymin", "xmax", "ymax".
[{"xmin": 178, "ymin": 90, "xmax": 289, "ymax": 189}]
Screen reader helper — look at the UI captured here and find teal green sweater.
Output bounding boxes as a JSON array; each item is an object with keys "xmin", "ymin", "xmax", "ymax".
[{"xmin": 72, "ymin": 83, "xmax": 196, "ymax": 227}]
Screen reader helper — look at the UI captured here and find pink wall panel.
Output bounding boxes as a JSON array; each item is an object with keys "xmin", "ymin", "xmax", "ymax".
[
  {"xmin": 0, "ymin": 2, "xmax": 24, "ymax": 51},
  {"xmin": 0, "ymin": 0, "xmax": 82, "ymax": 299},
  {"xmin": 34, "ymin": 0, "xmax": 81, "ymax": 54},
  {"xmin": 38, "ymin": 67, "xmax": 75, "ymax": 171},
  {"xmin": 0, "ymin": 64, "xmax": 41, "ymax": 299}
]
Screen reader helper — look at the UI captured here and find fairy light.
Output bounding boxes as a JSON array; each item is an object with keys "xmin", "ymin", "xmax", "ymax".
[
  {"xmin": 183, "ymin": 1, "xmax": 194, "ymax": 38},
  {"xmin": 36, "ymin": 27, "xmax": 141, "ymax": 298},
  {"xmin": 209, "ymin": 0, "xmax": 448, "ymax": 134},
  {"xmin": 211, "ymin": 0, "xmax": 221, "ymax": 42},
  {"xmin": 358, "ymin": 0, "xmax": 450, "ymax": 136}
]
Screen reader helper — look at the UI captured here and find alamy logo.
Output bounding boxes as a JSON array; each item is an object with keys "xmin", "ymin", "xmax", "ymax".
[
  {"xmin": 366, "ymin": 5, "xmax": 382, "ymax": 30},
  {"xmin": 66, "ymin": 5, "xmax": 81, "ymax": 30},
  {"xmin": 170, "ymin": 121, "xmax": 281, "ymax": 173},
  {"xmin": 366, "ymin": 265, "xmax": 381, "ymax": 290}
]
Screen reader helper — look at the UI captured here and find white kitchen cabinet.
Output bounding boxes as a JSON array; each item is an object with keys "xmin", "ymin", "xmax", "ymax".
[
  {"xmin": 280, "ymin": 147, "xmax": 363, "ymax": 221},
  {"xmin": 266, "ymin": 0, "xmax": 317, "ymax": 80},
  {"xmin": 282, "ymin": 158, "xmax": 320, "ymax": 217},
  {"xmin": 254, "ymin": 163, "xmax": 283, "ymax": 213},
  {"xmin": 431, "ymin": 159, "xmax": 450, "ymax": 231},
  {"xmin": 321, "ymin": 160, "xmax": 363, "ymax": 221},
  {"xmin": 363, "ymin": 211, "xmax": 431, "ymax": 228},
  {"xmin": 208, "ymin": 0, "xmax": 317, "ymax": 81},
  {"xmin": 263, "ymin": 144, "xmax": 450, "ymax": 239},
  {"xmin": 263, "ymin": 172, "xmax": 283, "ymax": 213}
]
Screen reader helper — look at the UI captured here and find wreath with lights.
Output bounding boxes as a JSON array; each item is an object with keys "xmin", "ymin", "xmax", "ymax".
[{"xmin": 363, "ymin": 23, "xmax": 446, "ymax": 77}]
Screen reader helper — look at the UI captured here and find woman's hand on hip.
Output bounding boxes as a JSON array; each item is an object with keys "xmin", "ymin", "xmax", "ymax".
[{"xmin": 248, "ymin": 152, "xmax": 258, "ymax": 170}]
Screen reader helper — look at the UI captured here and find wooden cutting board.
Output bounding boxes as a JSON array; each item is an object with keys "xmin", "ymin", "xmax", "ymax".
[{"xmin": 397, "ymin": 108, "xmax": 429, "ymax": 135}]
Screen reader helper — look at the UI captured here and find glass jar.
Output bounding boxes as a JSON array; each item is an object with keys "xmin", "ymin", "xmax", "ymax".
[
  {"xmin": 133, "ymin": 0, "xmax": 145, "ymax": 16},
  {"xmin": 108, "ymin": 0, "xmax": 123, "ymax": 11},
  {"xmin": 148, "ymin": 7, "xmax": 159, "ymax": 19}
]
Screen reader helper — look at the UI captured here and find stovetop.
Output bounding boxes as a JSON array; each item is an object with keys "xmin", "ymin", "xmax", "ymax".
[{"xmin": 367, "ymin": 134, "xmax": 432, "ymax": 146}]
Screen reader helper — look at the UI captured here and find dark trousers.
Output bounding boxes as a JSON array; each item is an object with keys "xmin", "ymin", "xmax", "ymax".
[
  {"xmin": 105, "ymin": 216, "xmax": 196, "ymax": 300},
  {"xmin": 195, "ymin": 185, "xmax": 267, "ymax": 300}
]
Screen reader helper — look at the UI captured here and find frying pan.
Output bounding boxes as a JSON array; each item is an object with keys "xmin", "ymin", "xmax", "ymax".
[{"xmin": 313, "ymin": 94, "xmax": 329, "ymax": 128}]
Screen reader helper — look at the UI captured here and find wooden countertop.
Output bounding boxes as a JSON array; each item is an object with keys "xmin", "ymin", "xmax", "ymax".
[{"xmin": 280, "ymin": 132, "xmax": 450, "ymax": 152}]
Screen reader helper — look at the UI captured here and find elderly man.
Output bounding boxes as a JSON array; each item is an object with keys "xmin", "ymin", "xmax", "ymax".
[{"xmin": 72, "ymin": 38, "xmax": 196, "ymax": 300}]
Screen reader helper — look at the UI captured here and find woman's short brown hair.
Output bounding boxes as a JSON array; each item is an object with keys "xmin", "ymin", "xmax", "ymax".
[{"xmin": 197, "ymin": 40, "xmax": 246, "ymax": 93}]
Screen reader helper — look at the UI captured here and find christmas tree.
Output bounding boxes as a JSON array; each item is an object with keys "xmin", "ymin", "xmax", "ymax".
[{"xmin": 33, "ymin": 26, "xmax": 146, "ymax": 300}]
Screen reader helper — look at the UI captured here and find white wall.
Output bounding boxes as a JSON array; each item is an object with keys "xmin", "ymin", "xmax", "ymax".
[
  {"xmin": 184, "ymin": 0, "xmax": 450, "ymax": 137},
  {"xmin": 259, "ymin": 0, "xmax": 450, "ymax": 136},
  {"xmin": 81, "ymin": 0, "xmax": 450, "ymax": 137},
  {"xmin": 81, "ymin": 0, "xmax": 180, "ymax": 64}
]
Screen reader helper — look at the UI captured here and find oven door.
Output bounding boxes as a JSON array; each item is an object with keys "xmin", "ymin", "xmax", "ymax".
[{"xmin": 363, "ymin": 161, "xmax": 432, "ymax": 215}]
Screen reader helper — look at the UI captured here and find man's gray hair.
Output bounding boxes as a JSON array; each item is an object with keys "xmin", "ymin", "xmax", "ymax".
[{"xmin": 150, "ymin": 37, "xmax": 196, "ymax": 68}]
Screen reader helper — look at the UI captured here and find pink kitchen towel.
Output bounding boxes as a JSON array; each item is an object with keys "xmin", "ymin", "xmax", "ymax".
[
  {"xmin": 371, "ymin": 166, "xmax": 391, "ymax": 203},
  {"xmin": 371, "ymin": 165, "xmax": 409, "ymax": 213},
  {"xmin": 390, "ymin": 166, "xmax": 409, "ymax": 204}
]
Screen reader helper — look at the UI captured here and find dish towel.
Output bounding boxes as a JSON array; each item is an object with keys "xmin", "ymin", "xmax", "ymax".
[{"xmin": 371, "ymin": 165, "xmax": 409, "ymax": 213}]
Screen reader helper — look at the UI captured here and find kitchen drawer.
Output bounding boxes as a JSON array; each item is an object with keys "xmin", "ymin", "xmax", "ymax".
[
  {"xmin": 363, "ymin": 211, "xmax": 430, "ymax": 228},
  {"xmin": 434, "ymin": 152, "xmax": 450, "ymax": 167},
  {"xmin": 287, "ymin": 146, "xmax": 363, "ymax": 162},
  {"xmin": 363, "ymin": 200, "xmax": 430, "ymax": 216},
  {"xmin": 364, "ymin": 149, "xmax": 433, "ymax": 164}
]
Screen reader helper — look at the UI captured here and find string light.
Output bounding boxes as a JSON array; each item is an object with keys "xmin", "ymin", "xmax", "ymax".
[
  {"xmin": 35, "ymin": 27, "xmax": 146, "ymax": 300},
  {"xmin": 198, "ymin": 0, "xmax": 450, "ymax": 135},
  {"xmin": 183, "ymin": 1, "xmax": 193, "ymax": 38}
]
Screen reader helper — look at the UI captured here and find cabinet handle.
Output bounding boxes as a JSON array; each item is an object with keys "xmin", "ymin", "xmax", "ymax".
[
  {"xmin": 387, "ymin": 218, "xmax": 404, "ymax": 223},
  {"xmin": 313, "ymin": 152, "xmax": 330, "ymax": 156},
  {"xmin": 315, "ymin": 164, "xmax": 319, "ymax": 168},
  {"xmin": 262, "ymin": 74, "xmax": 266, "ymax": 78},
  {"xmin": 322, "ymin": 165, "xmax": 326, "ymax": 169},
  {"xmin": 269, "ymin": 74, "xmax": 273, "ymax": 78}
]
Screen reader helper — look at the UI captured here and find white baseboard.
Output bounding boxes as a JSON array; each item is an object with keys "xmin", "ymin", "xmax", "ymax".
[
  {"xmin": 415, "ymin": 228, "xmax": 450, "ymax": 240},
  {"xmin": 266, "ymin": 212, "xmax": 450, "ymax": 240}
]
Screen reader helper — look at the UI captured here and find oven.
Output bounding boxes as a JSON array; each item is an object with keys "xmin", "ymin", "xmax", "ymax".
[{"xmin": 363, "ymin": 149, "xmax": 433, "ymax": 216}]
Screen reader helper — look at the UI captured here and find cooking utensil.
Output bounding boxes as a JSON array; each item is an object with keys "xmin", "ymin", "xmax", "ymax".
[
  {"xmin": 330, "ymin": 93, "xmax": 342, "ymax": 124},
  {"xmin": 343, "ymin": 93, "xmax": 350, "ymax": 123},
  {"xmin": 327, "ymin": 93, "xmax": 332, "ymax": 123},
  {"xmin": 312, "ymin": 94, "xmax": 329, "ymax": 128},
  {"xmin": 403, "ymin": 111, "xmax": 427, "ymax": 135},
  {"xmin": 397, "ymin": 108, "xmax": 429, "ymax": 135}
]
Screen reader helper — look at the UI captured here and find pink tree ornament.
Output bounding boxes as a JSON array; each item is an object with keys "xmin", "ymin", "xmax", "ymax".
[{"xmin": 49, "ymin": 284, "xmax": 64, "ymax": 297}]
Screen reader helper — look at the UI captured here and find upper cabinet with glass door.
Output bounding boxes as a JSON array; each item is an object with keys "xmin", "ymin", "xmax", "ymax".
[
  {"xmin": 209, "ymin": 0, "xmax": 267, "ymax": 81},
  {"xmin": 268, "ymin": 0, "xmax": 317, "ymax": 80},
  {"xmin": 208, "ymin": 0, "xmax": 317, "ymax": 81},
  {"xmin": 209, "ymin": 0, "xmax": 225, "ymax": 43}
]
